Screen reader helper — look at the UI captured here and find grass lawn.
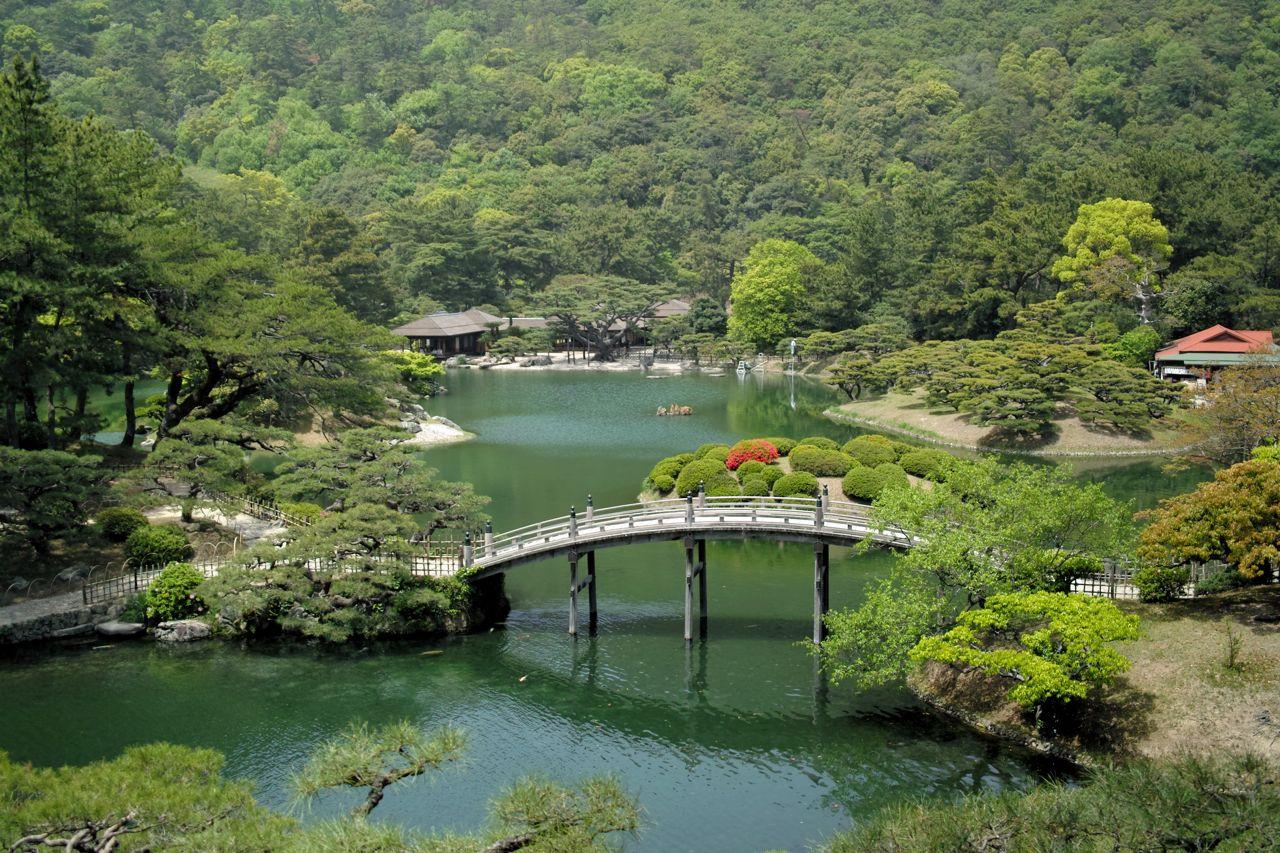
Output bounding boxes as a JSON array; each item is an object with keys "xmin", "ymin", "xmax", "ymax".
[
  {"xmin": 827, "ymin": 389, "xmax": 1197, "ymax": 456},
  {"xmin": 911, "ymin": 584, "xmax": 1280, "ymax": 764}
]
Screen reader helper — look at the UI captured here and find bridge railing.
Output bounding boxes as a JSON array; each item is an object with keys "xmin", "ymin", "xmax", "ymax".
[{"xmin": 474, "ymin": 495, "xmax": 888, "ymax": 563}]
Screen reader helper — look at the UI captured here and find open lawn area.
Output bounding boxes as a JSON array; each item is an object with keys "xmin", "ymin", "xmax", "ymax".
[
  {"xmin": 827, "ymin": 390, "xmax": 1198, "ymax": 456},
  {"xmin": 912, "ymin": 584, "xmax": 1280, "ymax": 764}
]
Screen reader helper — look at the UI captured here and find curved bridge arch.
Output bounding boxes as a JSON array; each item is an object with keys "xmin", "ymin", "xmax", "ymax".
[{"xmin": 464, "ymin": 495, "xmax": 912, "ymax": 643}]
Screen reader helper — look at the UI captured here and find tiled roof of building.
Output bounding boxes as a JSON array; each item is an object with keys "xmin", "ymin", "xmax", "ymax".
[
  {"xmin": 391, "ymin": 308, "xmax": 502, "ymax": 337},
  {"xmin": 1154, "ymin": 325, "xmax": 1274, "ymax": 360}
]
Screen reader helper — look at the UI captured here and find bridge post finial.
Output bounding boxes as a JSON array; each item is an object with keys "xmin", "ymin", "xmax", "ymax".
[
  {"xmin": 569, "ymin": 505, "xmax": 578, "ymax": 539},
  {"xmin": 484, "ymin": 520, "xmax": 494, "ymax": 557},
  {"xmin": 463, "ymin": 531, "xmax": 474, "ymax": 567},
  {"xmin": 586, "ymin": 493, "xmax": 594, "ymax": 522},
  {"xmin": 815, "ymin": 486, "xmax": 825, "ymax": 528},
  {"xmin": 697, "ymin": 481, "xmax": 706, "ymax": 509},
  {"xmin": 821, "ymin": 484, "xmax": 829, "ymax": 513},
  {"xmin": 685, "ymin": 492, "xmax": 695, "ymax": 524}
]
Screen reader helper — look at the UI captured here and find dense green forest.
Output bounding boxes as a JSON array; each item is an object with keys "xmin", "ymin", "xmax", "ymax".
[{"xmin": 4, "ymin": 0, "xmax": 1279, "ymax": 339}]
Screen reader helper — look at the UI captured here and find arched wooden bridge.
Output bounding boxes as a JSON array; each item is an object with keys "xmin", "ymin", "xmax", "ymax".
[{"xmin": 461, "ymin": 492, "xmax": 912, "ymax": 644}]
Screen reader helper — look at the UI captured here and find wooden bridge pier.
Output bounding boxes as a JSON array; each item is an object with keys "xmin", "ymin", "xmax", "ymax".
[
  {"xmin": 567, "ymin": 507, "xmax": 598, "ymax": 637},
  {"xmin": 684, "ymin": 536, "xmax": 707, "ymax": 642},
  {"xmin": 813, "ymin": 542, "xmax": 830, "ymax": 643}
]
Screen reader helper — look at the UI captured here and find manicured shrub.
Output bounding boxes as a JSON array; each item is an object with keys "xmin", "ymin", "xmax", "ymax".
[
  {"xmin": 842, "ymin": 466, "xmax": 888, "ymax": 502},
  {"xmin": 146, "ymin": 562, "xmax": 206, "ymax": 622},
  {"xmin": 790, "ymin": 446, "xmax": 856, "ymax": 477},
  {"xmin": 645, "ymin": 453, "xmax": 696, "ymax": 492},
  {"xmin": 705, "ymin": 481, "xmax": 741, "ymax": 497},
  {"xmin": 842, "ymin": 436, "xmax": 897, "ymax": 467},
  {"xmin": 119, "ymin": 591, "xmax": 149, "ymax": 623},
  {"xmin": 278, "ymin": 501, "xmax": 324, "ymax": 523},
  {"xmin": 725, "ymin": 439, "xmax": 779, "ymax": 470},
  {"xmin": 124, "ymin": 524, "xmax": 193, "ymax": 567},
  {"xmin": 1132, "ymin": 564, "xmax": 1190, "ymax": 602},
  {"xmin": 762, "ymin": 436, "xmax": 798, "ymax": 455},
  {"xmin": 740, "ymin": 475, "xmax": 771, "ymax": 497},
  {"xmin": 759, "ymin": 466, "xmax": 785, "ymax": 488},
  {"xmin": 693, "ymin": 443, "xmax": 731, "ymax": 460},
  {"xmin": 899, "ymin": 448, "xmax": 953, "ymax": 480},
  {"xmin": 794, "ymin": 436, "xmax": 838, "ymax": 451},
  {"xmin": 703, "ymin": 446, "xmax": 730, "ymax": 464},
  {"xmin": 650, "ymin": 474, "xmax": 676, "ymax": 494},
  {"xmin": 96, "ymin": 507, "xmax": 148, "ymax": 542},
  {"xmin": 735, "ymin": 460, "xmax": 768, "ymax": 479},
  {"xmin": 875, "ymin": 462, "xmax": 910, "ymax": 493},
  {"xmin": 675, "ymin": 459, "xmax": 738, "ymax": 497},
  {"xmin": 773, "ymin": 471, "xmax": 820, "ymax": 498}
]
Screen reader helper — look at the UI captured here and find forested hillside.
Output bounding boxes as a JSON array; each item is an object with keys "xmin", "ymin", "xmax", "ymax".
[{"xmin": 4, "ymin": 0, "xmax": 1280, "ymax": 337}]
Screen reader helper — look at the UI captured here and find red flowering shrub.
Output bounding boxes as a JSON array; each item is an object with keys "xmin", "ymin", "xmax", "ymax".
[{"xmin": 725, "ymin": 439, "xmax": 780, "ymax": 471}]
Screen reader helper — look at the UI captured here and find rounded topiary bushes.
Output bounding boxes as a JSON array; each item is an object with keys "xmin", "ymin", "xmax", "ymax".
[
  {"xmin": 740, "ymin": 476, "xmax": 771, "ymax": 497},
  {"xmin": 124, "ymin": 524, "xmax": 194, "ymax": 567},
  {"xmin": 795, "ymin": 436, "xmax": 838, "ymax": 451},
  {"xmin": 842, "ymin": 463, "xmax": 910, "ymax": 502},
  {"xmin": 96, "ymin": 507, "xmax": 149, "ymax": 542},
  {"xmin": 899, "ymin": 448, "xmax": 953, "ymax": 481},
  {"xmin": 772, "ymin": 471, "xmax": 819, "ymax": 498},
  {"xmin": 790, "ymin": 446, "xmax": 856, "ymax": 477},
  {"xmin": 675, "ymin": 459, "xmax": 738, "ymax": 498},
  {"xmin": 725, "ymin": 439, "xmax": 779, "ymax": 470},
  {"xmin": 842, "ymin": 436, "xmax": 897, "ymax": 468}
]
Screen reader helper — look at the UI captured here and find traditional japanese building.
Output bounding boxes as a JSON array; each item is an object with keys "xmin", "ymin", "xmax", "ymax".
[{"xmin": 1151, "ymin": 324, "xmax": 1278, "ymax": 382}]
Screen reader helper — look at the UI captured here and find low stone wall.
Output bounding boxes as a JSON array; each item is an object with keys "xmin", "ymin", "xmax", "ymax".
[{"xmin": 0, "ymin": 596, "xmax": 123, "ymax": 645}]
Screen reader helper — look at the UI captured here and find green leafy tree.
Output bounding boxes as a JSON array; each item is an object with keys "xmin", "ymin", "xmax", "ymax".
[
  {"xmin": 727, "ymin": 239, "xmax": 820, "ymax": 349},
  {"xmin": 909, "ymin": 591, "xmax": 1139, "ymax": 707},
  {"xmin": 537, "ymin": 274, "xmax": 671, "ymax": 361},
  {"xmin": 379, "ymin": 349, "xmax": 445, "ymax": 397},
  {"xmin": 1051, "ymin": 199, "xmax": 1173, "ymax": 323},
  {"xmin": 0, "ymin": 448, "xmax": 103, "ymax": 554}
]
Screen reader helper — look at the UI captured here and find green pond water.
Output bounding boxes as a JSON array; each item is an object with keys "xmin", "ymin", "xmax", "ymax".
[{"xmin": 0, "ymin": 370, "xmax": 1204, "ymax": 851}]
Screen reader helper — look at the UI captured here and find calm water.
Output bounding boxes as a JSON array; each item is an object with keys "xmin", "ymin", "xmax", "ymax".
[{"xmin": 0, "ymin": 370, "xmax": 1201, "ymax": 850}]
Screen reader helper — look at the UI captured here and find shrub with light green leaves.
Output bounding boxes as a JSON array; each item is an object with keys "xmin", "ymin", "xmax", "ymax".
[
  {"xmin": 899, "ymin": 448, "xmax": 953, "ymax": 480},
  {"xmin": 124, "ymin": 524, "xmax": 193, "ymax": 567},
  {"xmin": 794, "ymin": 436, "xmax": 837, "ymax": 451},
  {"xmin": 146, "ymin": 562, "xmax": 207, "ymax": 622},
  {"xmin": 1133, "ymin": 563, "xmax": 1190, "ymax": 602},
  {"xmin": 279, "ymin": 501, "xmax": 324, "ymax": 523},
  {"xmin": 650, "ymin": 474, "xmax": 676, "ymax": 494},
  {"xmin": 772, "ymin": 471, "xmax": 819, "ymax": 498},
  {"xmin": 909, "ymin": 591, "xmax": 1139, "ymax": 708},
  {"xmin": 693, "ymin": 443, "xmax": 731, "ymax": 460},
  {"xmin": 735, "ymin": 460, "xmax": 768, "ymax": 479},
  {"xmin": 790, "ymin": 446, "xmax": 856, "ymax": 477},
  {"xmin": 759, "ymin": 465, "xmax": 785, "ymax": 489},
  {"xmin": 875, "ymin": 462, "xmax": 910, "ymax": 493},
  {"xmin": 842, "ymin": 436, "xmax": 897, "ymax": 467},
  {"xmin": 740, "ymin": 475, "xmax": 770, "ymax": 497},
  {"xmin": 842, "ymin": 465, "xmax": 886, "ymax": 501},
  {"xmin": 762, "ymin": 436, "xmax": 797, "ymax": 455},
  {"xmin": 675, "ymin": 459, "xmax": 737, "ymax": 497},
  {"xmin": 96, "ymin": 507, "xmax": 149, "ymax": 542}
]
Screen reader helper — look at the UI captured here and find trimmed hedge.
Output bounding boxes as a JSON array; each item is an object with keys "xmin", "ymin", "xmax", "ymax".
[
  {"xmin": 875, "ymin": 462, "xmax": 910, "ymax": 493},
  {"xmin": 759, "ymin": 466, "xmax": 785, "ymax": 488},
  {"xmin": 735, "ymin": 460, "xmax": 768, "ymax": 479},
  {"xmin": 705, "ymin": 481, "xmax": 741, "ymax": 498},
  {"xmin": 278, "ymin": 501, "xmax": 324, "ymax": 523},
  {"xmin": 790, "ymin": 446, "xmax": 857, "ymax": 477},
  {"xmin": 740, "ymin": 475, "xmax": 771, "ymax": 496},
  {"xmin": 763, "ymin": 436, "xmax": 798, "ymax": 455},
  {"xmin": 124, "ymin": 524, "xmax": 193, "ymax": 567},
  {"xmin": 146, "ymin": 562, "xmax": 206, "ymax": 622},
  {"xmin": 651, "ymin": 474, "xmax": 676, "ymax": 494},
  {"xmin": 726, "ymin": 439, "xmax": 779, "ymax": 470},
  {"xmin": 693, "ymin": 443, "xmax": 731, "ymax": 460},
  {"xmin": 842, "ymin": 436, "xmax": 897, "ymax": 467},
  {"xmin": 96, "ymin": 507, "xmax": 148, "ymax": 542},
  {"xmin": 703, "ymin": 446, "xmax": 731, "ymax": 464},
  {"xmin": 795, "ymin": 436, "xmax": 838, "ymax": 451},
  {"xmin": 1133, "ymin": 564, "xmax": 1190, "ymax": 602},
  {"xmin": 675, "ymin": 459, "xmax": 738, "ymax": 498},
  {"xmin": 773, "ymin": 471, "xmax": 820, "ymax": 498},
  {"xmin": 842, "ymin": 466, "xmax": 887, "ymax": 501},
  {"xmin": 899, "ymin": 448, "xmax": 953, "ymax": 480},
  {"xmin": 646, "ymin": 453, "xmax": 696, "ymax": 493}
]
